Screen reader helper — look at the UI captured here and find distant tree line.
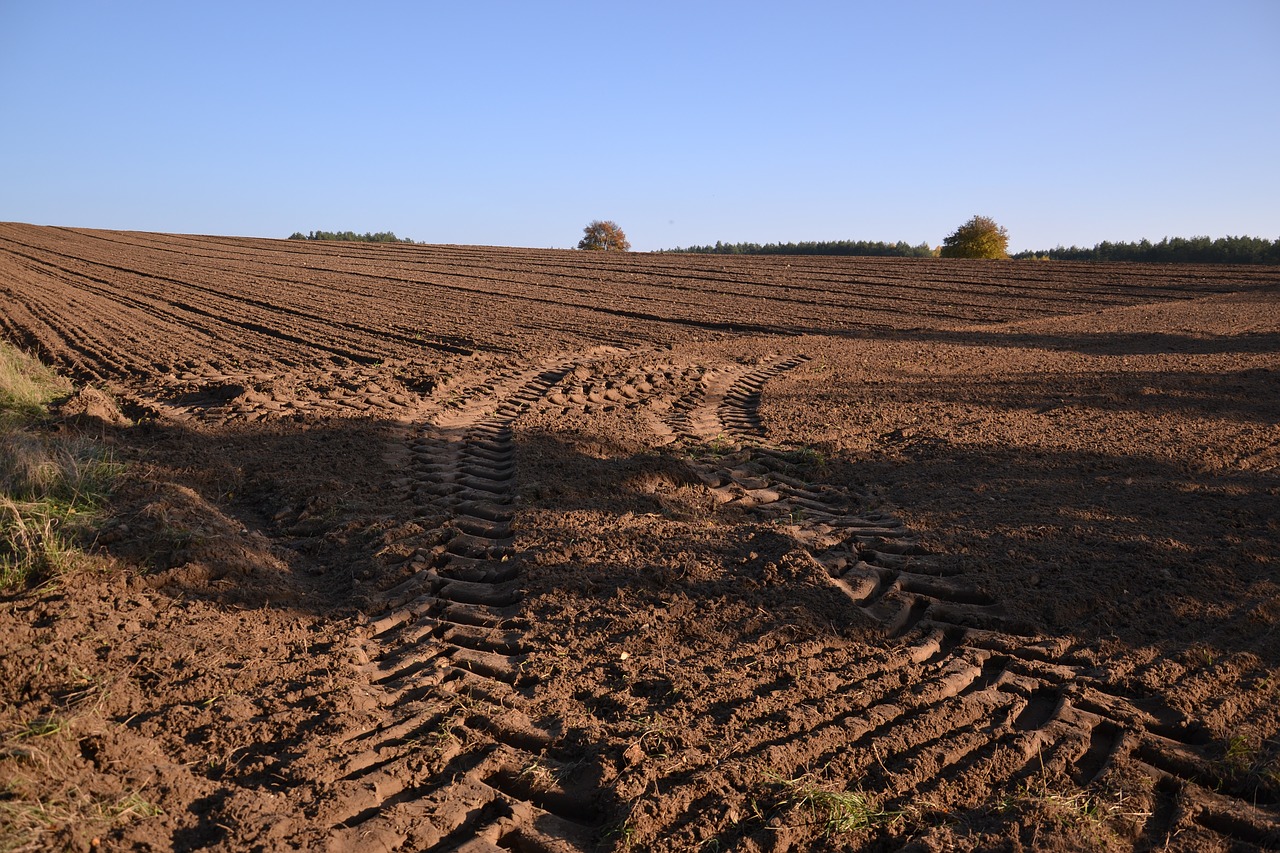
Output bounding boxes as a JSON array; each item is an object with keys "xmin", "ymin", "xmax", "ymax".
[
  {"xmin": 1012, "ymin": 235, "xmax": 1280, "ymax": 264},
  {"xmin": 288, "ymin": 230, "xmax": 415, "ymax": 244},
  {"xmin": 660, "ymin": 239, "xmax": 935, "ymax": 257}
]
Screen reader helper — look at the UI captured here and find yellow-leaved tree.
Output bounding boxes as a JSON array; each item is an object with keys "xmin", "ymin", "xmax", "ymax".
[{"xmin": 940, "ymin": 215, "xmax": 1009, "ymax": 259}]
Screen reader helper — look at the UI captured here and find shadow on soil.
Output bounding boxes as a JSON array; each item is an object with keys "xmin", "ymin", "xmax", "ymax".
[
  {"xmin": 55, "ymin": 384, "xmax": 1278, "ymax": 848},
  {"xmin": 509, "ymin": 425, "xmax": 1280, "ymax": 846},
  {"xmin": 513, "ymin": 425, "xmax": 1280, "ymax": 666},
  {"xmin": 96, "ymin": 395, "xmax": 1279, "ymax": 672},
  {"xmin": 848, "ymin": 438, "xmax": 1279, "ymax": 653},
  {"xmin": 96, "ymin": 411, "xmax": 414, "ymax": 616}
]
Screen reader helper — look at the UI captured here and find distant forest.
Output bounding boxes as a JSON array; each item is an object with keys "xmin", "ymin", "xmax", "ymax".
[
  {"xmin": 659, "ymin": 239, "xmax": 935, "ymax": 257},
  {"xmin": 659, "ymin": 234, "xmax": 1279, "ymax": 264},
  {"xmin": 288, "ymin": 230, "xmax": 415, "ymax": 244},
  {"xmin": 1013, "ymin": 235, "xmax": 1280, "ymax": 264}
]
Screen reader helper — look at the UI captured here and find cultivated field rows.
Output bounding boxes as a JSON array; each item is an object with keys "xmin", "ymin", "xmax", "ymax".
[{"xmin": 2, "ymin": 223, "xmax": 1278, "ymax": 850}]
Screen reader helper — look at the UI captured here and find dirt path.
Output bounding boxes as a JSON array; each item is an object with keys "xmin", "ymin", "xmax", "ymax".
[{"xmin": 1, "ymin": 225, "xmax": 1277, "ymax": 851}]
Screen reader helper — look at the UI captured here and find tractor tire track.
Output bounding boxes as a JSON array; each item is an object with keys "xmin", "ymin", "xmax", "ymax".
[
  {"xmin": 626, "ymin": 352, "xmax": 1280, "ymax": 847},
  {"xmin": 316, "ymin": 353, "xmax": 623, "ymax": 851}
]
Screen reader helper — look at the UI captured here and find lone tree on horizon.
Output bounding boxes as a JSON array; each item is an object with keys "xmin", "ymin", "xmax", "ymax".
[
  {"xmin": 578, "ymin": 220, "xmax": 631, "ymax": 251},
  {"xmin": 940, "ymin": 215, "xmax": 1009, "ymax": 259}
]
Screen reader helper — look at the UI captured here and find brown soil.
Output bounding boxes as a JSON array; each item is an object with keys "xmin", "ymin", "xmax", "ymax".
[{"xmin": 1, "ymin": 223, "xmax": 1278, "ymax": 851}]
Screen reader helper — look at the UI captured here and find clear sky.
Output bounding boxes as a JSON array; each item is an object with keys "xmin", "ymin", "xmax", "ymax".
[{"xmin": 2, "ymin": 1, "xmax": 1277, "ymax": 252}]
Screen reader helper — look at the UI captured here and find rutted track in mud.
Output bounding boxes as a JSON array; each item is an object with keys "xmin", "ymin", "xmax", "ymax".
[
  {"xmin": 308, "ymin": 357, "xmax": 623, "ymax": 850},
  {"xmin": 627, "ymin": 355, "xmax": 1280, "ymax": 847}
]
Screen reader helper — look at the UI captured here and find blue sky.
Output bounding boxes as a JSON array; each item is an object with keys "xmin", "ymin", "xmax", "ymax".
[{"xmin": 2, "ymin": 1, "xmax": 1277, "ymax": 252}]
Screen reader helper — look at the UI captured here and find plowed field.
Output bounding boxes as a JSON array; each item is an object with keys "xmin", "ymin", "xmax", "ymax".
[{"xmin": 2, "ymin": 222, "xmax": 1278, "ymax": 851}]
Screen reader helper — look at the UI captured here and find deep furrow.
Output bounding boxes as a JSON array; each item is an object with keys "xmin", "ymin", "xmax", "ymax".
[
  {"xmin": 7, "ymin": 226, "xmax": 1259, "ymax": 366},
  {"xmin": 0, "ymin": 233, "xmax": 472, "ymax": 357},
  {"xmin": 0, "ymin": 242, "xmax": 331, "ymax": 370},
  {"xmin": 94, "ymin": 226, "xmax": 1244, "ymax": 309},
  {"xmin": 0, "ymin": 274, "xmax": 165, "ymax": 374}
]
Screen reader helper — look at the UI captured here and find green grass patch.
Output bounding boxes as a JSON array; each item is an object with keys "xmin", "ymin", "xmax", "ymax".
[
  {"xmin": 13, "ymin": 717, "xmax": 67, "ymax": 740},
  {"xmin": 0, "ymin": 344, "xmax": 119, "ymax": 591},
  {"xmin": 1218, "ymin": 732, "xmax": 1280, "ymax": 799}
]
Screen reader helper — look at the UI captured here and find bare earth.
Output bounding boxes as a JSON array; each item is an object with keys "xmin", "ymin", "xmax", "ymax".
[{"xmin": 1, "ymin": 223, "xmax": 1278, "ymax": 851}]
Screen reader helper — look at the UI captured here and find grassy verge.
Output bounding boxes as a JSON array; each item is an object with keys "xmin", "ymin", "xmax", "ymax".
[
  {"xmin": 0, "ymin": 345, "xmax": 144, "ymax": 849},
  {"xmin": 0, "ymin": 344, "xmax": 118, "ymax": 591}
]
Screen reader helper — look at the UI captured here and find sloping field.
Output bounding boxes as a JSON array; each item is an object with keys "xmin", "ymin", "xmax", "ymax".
[{"xmin": 1, "ymin": 223, "xmax": 1278, "ymax": 851}]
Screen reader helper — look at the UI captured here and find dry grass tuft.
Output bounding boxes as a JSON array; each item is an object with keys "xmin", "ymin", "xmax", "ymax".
[
  {"xmin": 0, "ymin": 346, "xmax": 70, "ymax": 421},
  {"xmin": 0, "ymin": 715, "xmax": 162, "ymax": 851},
  {"xmin": 0, "ymin": 344, "xmax": 118, "ymax": 590},
  {"xmin": 767, "ymin": 772, "xmax": 903, "ymax": 835}
]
